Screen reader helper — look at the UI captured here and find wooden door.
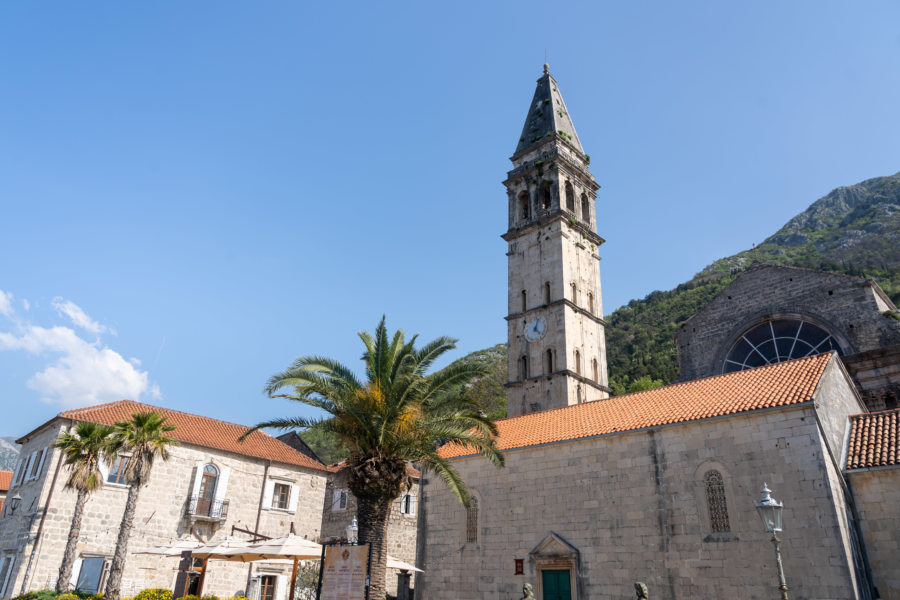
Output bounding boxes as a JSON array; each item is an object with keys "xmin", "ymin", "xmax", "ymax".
[{"xmin": 541, "ymin": 569, "xmax": 571, "ymax": 600}]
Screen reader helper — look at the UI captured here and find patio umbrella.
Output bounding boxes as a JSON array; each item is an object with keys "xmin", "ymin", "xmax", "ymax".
[
  {"xmin": 217, "ymin": 535, "xmax": 323, "ymax": 600},
  {"xmin": 386, "ymin": 556, "xmax": 423, "ymax": 573},
  {"xmin": 134, "ymin": 539, "xmax": 202, "ymax": 556}
]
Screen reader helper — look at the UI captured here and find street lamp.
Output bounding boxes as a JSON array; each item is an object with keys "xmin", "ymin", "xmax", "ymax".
[
  {"xmin": 345, "ymin": 517, "xmax": 358, "ymax": 544},
  {"xmin": 755, "ymin": 483, "xmax": 788, "ymax": 600},
  {"xmin": 7, "ymin": 493, "xmax": 21, "ymax": 515}
]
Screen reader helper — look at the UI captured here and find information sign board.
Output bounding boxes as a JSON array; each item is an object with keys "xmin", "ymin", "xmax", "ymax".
[{"xmin": 320, "ymin": 544, "xmax": 369, "ymax": 600}]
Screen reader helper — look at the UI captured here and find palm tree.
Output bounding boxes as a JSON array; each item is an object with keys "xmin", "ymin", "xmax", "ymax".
[
  {"xmin": 52, "ymin": 422, "xmax": 117, "ymax": 592},
  {"xmin": 104, "ymin": 411, "xmax": 178, "ymax": 600},
  {"xmin": 248, "ymin": 317, "xmax": 504, "ymax": 599}
]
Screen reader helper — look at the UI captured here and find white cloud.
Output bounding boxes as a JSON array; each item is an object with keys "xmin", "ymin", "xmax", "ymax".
[
  {"xmin": 0, "ymin": 325, "xmax": 152, "ymax": 409},
  {"xmin": 0, "ymin": 290, "xmax": 13, "ymax": 318},
  {"xmin": 51, "ymin": 297, "xmax": 114, "ymax": 336},
  {"xmin": 21, "ymin": 299, "xmax": 30, "ymax": 311}
]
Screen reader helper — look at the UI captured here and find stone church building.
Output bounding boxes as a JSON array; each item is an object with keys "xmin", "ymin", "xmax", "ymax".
[{"xmin": 415, "ymin": 66, "xmax": 900, "ymax": 599}]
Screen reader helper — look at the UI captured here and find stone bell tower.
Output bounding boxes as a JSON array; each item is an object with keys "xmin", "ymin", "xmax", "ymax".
[{"xmin": 503, "ymin": 64, "xmax": 610, "ymax": 418}]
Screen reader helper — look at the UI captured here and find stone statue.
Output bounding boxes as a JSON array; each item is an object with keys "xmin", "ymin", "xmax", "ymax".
[
  {"xmin": 521, "ymin": 583, "xmax": 535, "ymax": 600},
  {"xmin": 634, "ymin": 582, "xmax": 649, "ymax": 599}
]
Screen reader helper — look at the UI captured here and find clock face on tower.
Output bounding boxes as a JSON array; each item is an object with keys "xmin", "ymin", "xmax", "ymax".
[{"xmin": 525, "ymin": 318, "xmax": 546, "ymax": 341}]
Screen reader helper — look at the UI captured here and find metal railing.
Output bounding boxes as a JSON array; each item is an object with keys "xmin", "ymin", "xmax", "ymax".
[{"xmin": 186, "ymin": 495, "xmax": 229, "ymax": 520}]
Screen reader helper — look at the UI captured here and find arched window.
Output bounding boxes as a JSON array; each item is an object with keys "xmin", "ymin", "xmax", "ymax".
[
  {"xmin": 540, "ymin": 182, "xmax": 552, "ymax": 214},
  {"xmin": 466, "ymin": 496, "xmax": 478, "ymax": 543},
  {"xmin": 704, "ymin": 470, "xmax": 730, "ymax": 532},
  {"xmin": 574, "ymin": 350, "xmax": 581, "ymax": 375},
  {"xmin": 723, "ymin": 319, "xmax": 843, "ymax": 373},
  {"xmin": 545, "ymin": 349, "xmax": 554, "ymax": 373},
  {"xmin": 521, "ymin": 290, "xmax": 527, "ymax": 312},
  {"xmin": 518, "ymin": 191, "xmax": 530, "ymax": 221},
  {"xmin": 565, "ymin": 181, "xmax": 575, "ymax": 211},
  {"xmin": 592, "ymin": 358, "xmax": 599, "ymax": 382},
  {"xmin": 576, "ymin": 385, "xmax": 582, "ymax": 404},
  {"xmin": 197, "ymin": 464, "xmax": 218, "ymax": 515},
  {"xmin": 581, "ymin": 193, "xmax": 590, "ymax": 223},
  {"xmin": 544, "ymin": 282, "xmax": 551, "ymax": 304},
  {"xmin": 570, "ymin": 283, "xmax": 577, "ymax": 303},
  {"xmin": 588, "ymin": 292, "xmax": 595, "ymax": 314},
  {"xmin": 519, "ymin": 355, "xmax": 529, "ymax": 379}
]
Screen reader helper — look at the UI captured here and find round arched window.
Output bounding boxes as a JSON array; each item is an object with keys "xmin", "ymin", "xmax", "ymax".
[{"xmin": 723, "ymin": 319, "xmax": 842, "ymax": 373}]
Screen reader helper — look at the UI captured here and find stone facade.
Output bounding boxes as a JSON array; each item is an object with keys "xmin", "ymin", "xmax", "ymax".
[
  {"xmin": 503, "ymin": 67, "xmax": 609, "ymax": 418},
  {"xmin": 847, "ymin": 468, "xmax": 900, "ymax": 600},
  {"xmin": 320, "ymin": 468, "xmax": 419, "ymax": 596},
  {"xmin": 675, "ymin": 263, "xmax": 900, "ymax": 410},
  {"xmin": 0, "ymin": 416, "xmax": 327, "ymax": 600},
  {"xmin": 417, "ymin": 359, "xmax": 869, "ymax": 599}
]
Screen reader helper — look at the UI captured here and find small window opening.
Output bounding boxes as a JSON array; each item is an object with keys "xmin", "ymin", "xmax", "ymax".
[
  {"xmin": 519, "ymin": 355, "xmax": 529, "ymax": 379},
  {"xmin": 545, "ymin": 349, "xmax": 554, "ymax": 373},
  {"xmin": 466, "ymin": 497, "xmax": 478, "ymax": 543},
  {"xmin": 581, "ymin": 193, "xmax": 590, "ymax": 223},
  {"xmin": 565, "ymin": 182, "xmax": 575, "ymax": 211},
  {"xmin": 521, "ymin": 290, "xmax": 527, "ymax": 312},
  {"xmin": 576, "ymin": 385, "xmax": 582, "ymax": 404},
  {"xmin": 574, "ymin": 350, "xmax": 581, "ymax": 376},
  {"xmin": 704, "ymin": 470, "xmax": 731, "ymax": 532},
  {"xmin": 588, "ymin": 292, "xmax": 595, "ymax": 314},
  {"xmin": 544, "ymin": 282, "xmax": 551, "ymax": 304},
  {"xmin": 540, "ymin": 182, "xmax": 552, "ymax": 213},
  {"xmin": 592, "ymin": 358, "xmax": 599, "ymax": 382},
  {"xmin": 570, "ymin": 283, "xmax": 577, "ymax": 303},
  {"xmin": 518, "ymin": 191, "xmax": 530, "ymax": 221}
]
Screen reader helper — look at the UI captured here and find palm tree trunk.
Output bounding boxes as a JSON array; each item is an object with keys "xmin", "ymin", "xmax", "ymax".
[
  {"xmin": 356, "ymin": 495, "xmax": 392, "ymax": 600},
  {"xmin": 57, "ymin": 489, "xmax": 88, "ymax": 592},
  {"xmin": 104, "ymin": 482, "xmax": 141, "ymax": 600}
]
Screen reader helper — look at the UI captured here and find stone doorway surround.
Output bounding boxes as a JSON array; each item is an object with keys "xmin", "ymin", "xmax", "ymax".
[{"xmin": 529, "ymin": 532, "xmax": 580, "ymax": 600}]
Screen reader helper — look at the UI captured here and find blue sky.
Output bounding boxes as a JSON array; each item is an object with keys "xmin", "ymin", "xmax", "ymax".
[{"xmin": 2, "ymin": 1, "xmax": 899, "ymax": 437}]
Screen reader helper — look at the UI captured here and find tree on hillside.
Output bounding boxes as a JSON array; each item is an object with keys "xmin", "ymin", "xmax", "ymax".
[
  {"xmin": 104, "ymin": 412, "xmax": 178, "ymax": 600},
  {"xmin": 53, "ymin": 422, "xmax": 118, "ymax": 592},
  {"xmin": 247, "ymin": 317, "xmax": 504, "ymax": 599}
]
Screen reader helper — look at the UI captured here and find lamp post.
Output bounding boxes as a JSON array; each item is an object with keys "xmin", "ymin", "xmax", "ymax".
[
  {"xmin": 345, "ymin": 517, "xmax": 358, "ymax": 544},
  {"xmin": 7, "ymin": 493, "xmax": 21, "ymax": 515},
  {"xmin": 755, "ymin": 483, "xmax": 789, "ymax": 600}
]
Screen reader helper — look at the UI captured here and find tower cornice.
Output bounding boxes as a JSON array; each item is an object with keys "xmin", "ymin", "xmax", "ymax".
[{"xmin": 501, "ymin": 212, "xmax": 606, "ymax": 247}]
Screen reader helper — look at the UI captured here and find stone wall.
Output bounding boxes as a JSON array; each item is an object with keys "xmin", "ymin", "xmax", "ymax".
[
  {"xmin": 849, "ymin": 467, "xmax": 900, "ymax": 600},
  {"xmin": 320, "ymin": 469, "xmax": 419, "ymax": 596},
  {"xmin": 417, "ymin": 392, "xmax": 864, "ymax": 598},
  {"xmin": 0, "ymin": 418, "xmax": 327, "ymax": 600}
]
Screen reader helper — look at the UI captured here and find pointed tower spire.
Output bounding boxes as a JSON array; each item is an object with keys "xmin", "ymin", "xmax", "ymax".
[{"xmin": 514, "ymin": 64, "xmax": 584, "ymax": 156}]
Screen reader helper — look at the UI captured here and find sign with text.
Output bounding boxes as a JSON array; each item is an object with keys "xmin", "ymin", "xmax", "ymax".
[{"xmin": 320, "ymin": 544, "xmax": 369, "ymax": 600}]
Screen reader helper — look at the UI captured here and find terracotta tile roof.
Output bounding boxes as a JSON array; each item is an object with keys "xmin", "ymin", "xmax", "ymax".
[
  {"xmin": 0, "ymin": 470, "xmax": 12, "ymax": 491},
  {"xmin": 441, "ymin": 353, "xmax": 834, "ymax": 459},
  {"xmin": 327, "ymin": 460, "xmax": 420, "ymax": 479},
  {"xmin": 846, "ymin": 408, "xmax": 900, "ymax": 470},
  {"xmin": 58, "ymin": 400, "xmax": 327, "ymax": 472}
]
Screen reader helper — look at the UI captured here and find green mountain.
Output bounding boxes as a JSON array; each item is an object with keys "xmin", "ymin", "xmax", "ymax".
[
  {"xmin": 607, "ymin": 171, "xmax": 900, "ymax": 389},
  {"xmin": 461, "ymin": 171, "xmax": 900, "ymax": 409},
  {"xmin": 303, "ymin": 171, "xmax": 900, "ymax": 435}
]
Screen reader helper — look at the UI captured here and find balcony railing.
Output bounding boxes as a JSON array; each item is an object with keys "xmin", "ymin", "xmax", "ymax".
[{"xmin": 186, "ymin": 495, "xmax": 229, "ymax": 521}]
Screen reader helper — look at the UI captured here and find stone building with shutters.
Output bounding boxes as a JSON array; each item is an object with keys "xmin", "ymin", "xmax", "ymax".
[
  {"xmin": 0, "ymin": 400, "xmax": 329, "ymax": 600},
  {"xmin": 416, "ymin": 65, "xmax": 900, "ymax": 600},
  {"xmin": 319, "ymin": 464, "xmax": 420, "ymax": 597}
]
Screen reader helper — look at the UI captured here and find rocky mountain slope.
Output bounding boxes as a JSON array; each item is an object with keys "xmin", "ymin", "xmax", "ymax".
[{"xmin": 0, "ymin": 437, "xmax": 20, "ymax": 471}]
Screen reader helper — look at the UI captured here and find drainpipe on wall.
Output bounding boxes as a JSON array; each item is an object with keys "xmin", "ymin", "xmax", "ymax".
[
  {"xmin": 245, "ymin": 461, "xmax": 271, "ymax": 594},
  {"xmin": 20, "ymin": 421, "xmax": 68, "ymax": 594}
]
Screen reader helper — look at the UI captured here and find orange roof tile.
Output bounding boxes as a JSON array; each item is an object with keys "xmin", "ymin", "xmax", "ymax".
[
  {"xmin": 58, "ymin": 400, "xmax": 327, "ymax": 472},
  {"xmin": 441, "ymin": 353, "xmax": 834, "ymax": 459},
  {"xmin": 846, "ymin": 408, "xmax": 900, "ymax": 470},
  {"xmin": 0, "ymin": 470, "xmax": 12, "ymax": 491}
]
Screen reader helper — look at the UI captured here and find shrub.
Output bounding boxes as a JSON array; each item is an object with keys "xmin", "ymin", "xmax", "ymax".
[
  {"xmin": 13, "ymin": 590, "xmax": 58, "ymax": 600},
  {"xmin": 180, "ymin": 596, "xmax": 199, "ymax": 600},
  {"xmin": 58, "ymin": 593, "xmax": 81, "ymax": 600},
  {"xmin": 134, "ymin": 590, "xmax": 172, "ymax": 600}
]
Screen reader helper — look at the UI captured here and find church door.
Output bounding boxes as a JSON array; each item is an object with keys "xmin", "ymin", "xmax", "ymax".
[{"xmin": 541, "ymin": 569, "xmax": 571, "ymax": 600}]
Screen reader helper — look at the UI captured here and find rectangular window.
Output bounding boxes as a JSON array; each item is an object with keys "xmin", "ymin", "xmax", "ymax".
[
  {"xmin": 0, "ymin": 555, "xmax": 14, "ymax": 597},
  {"xmin": 332, "ymin": 489, "xmax": 348, "ymax": 511},
  {"xmin": 272, "ymin": 483, "xmax": 290, "ymax": 510},
  {"xmin": 400, "ymin": 494, "xmax": 415, "ymax": 515},
  {"xmin": 259, "ymin": 575, "xmax": 276, "ymax": 600},
  {"xmin": 108, "ymin": 457, "xmax": 129, "ymax": 485},
  {"xmin": 75, "ymin": 557, "xmax": 106, "ymax": 594}
]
